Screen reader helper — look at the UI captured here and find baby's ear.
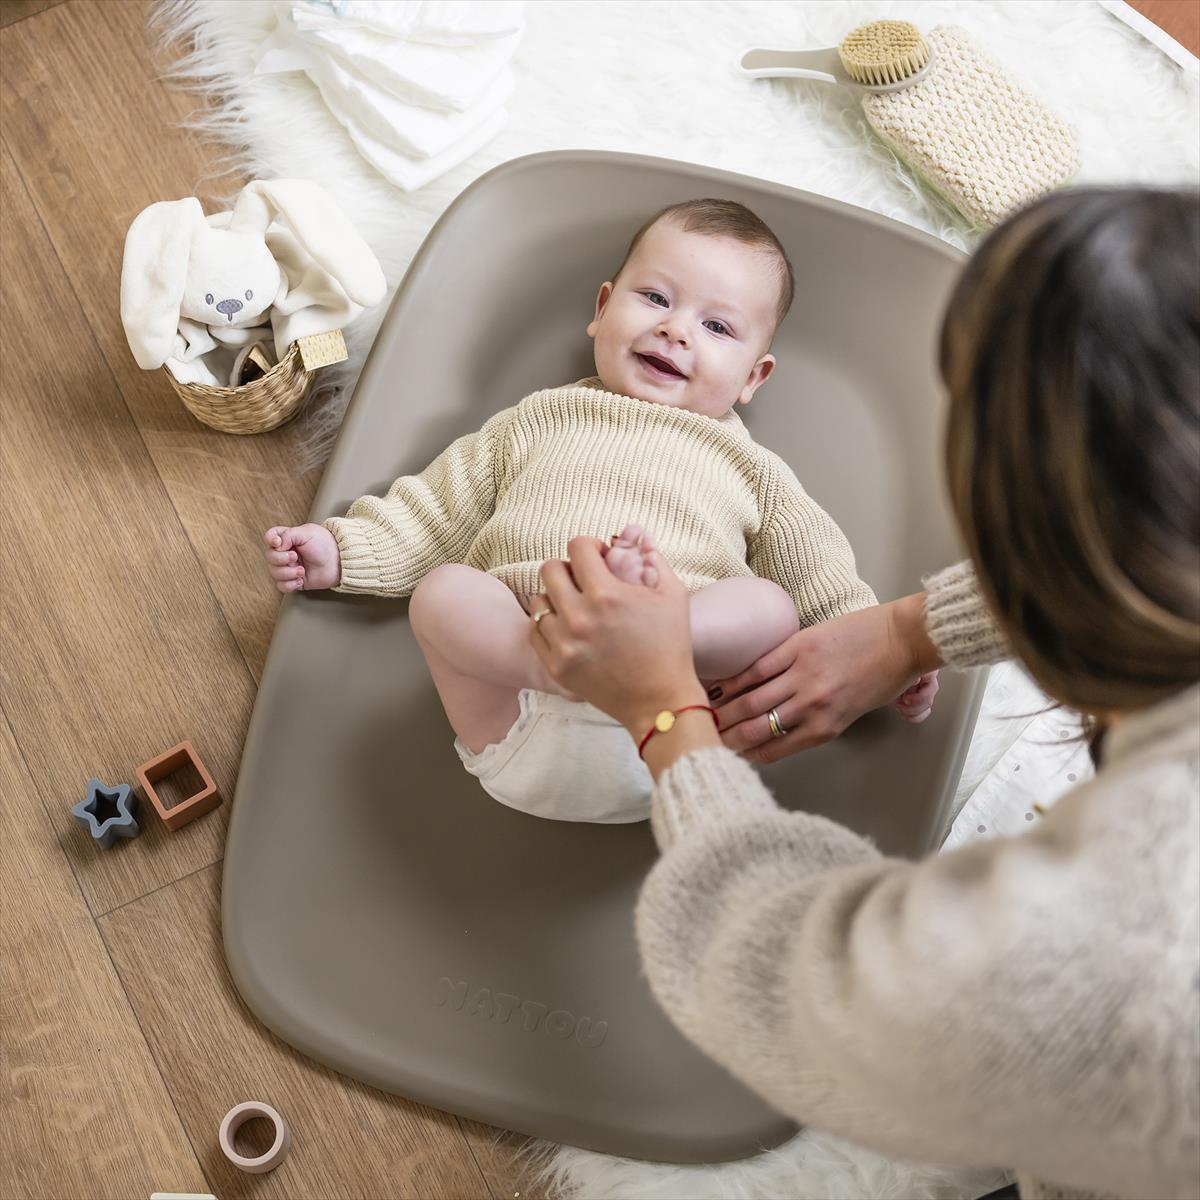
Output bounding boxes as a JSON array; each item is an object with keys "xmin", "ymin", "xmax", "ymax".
[
  {"xmin": 586, "ymin": 281, "xmax": 614, "ymax": 338},
  {"xmin": 737, "ymin": 353, "xmax": 776, "ymax": 405}
]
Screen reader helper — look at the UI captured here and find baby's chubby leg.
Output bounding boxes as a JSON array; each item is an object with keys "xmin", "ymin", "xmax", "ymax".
[
  {"xmin": 408, "ymin": 564, "xmax": 567, "ymax": 754},
  {"xmin": 688, "ymin": 577, "xmax": 800, "ymax": 681},
  {"xmin": 606, "ymin": 525, "xmax": 799, "ymax": 682}
]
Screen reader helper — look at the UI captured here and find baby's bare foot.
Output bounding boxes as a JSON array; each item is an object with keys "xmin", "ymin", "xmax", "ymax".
[{"xmin": 606, "ymin": 523, "xmax": 659, "ymax": 587}]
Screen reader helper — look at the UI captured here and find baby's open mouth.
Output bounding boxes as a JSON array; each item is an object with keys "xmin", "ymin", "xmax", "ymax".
[{"xmin": 636, "ymin": 352, "xmax": 686, "ymax": 380}]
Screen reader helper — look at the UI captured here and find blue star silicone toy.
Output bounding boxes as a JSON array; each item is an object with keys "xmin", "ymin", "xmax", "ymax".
[{"xmin": 72, "ymin": 778, "xmax": 140, "ymax": 849}]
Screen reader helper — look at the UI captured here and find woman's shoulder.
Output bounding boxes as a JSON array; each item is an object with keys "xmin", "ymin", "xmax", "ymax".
[{"xmin": 1045, "ymin": 687, "xmax": 1198, "ymax": 881}]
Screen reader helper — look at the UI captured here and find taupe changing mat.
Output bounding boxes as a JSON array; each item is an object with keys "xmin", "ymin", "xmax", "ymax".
[{"xmin": 224, "ymin": 150, "xmax": 984, "ymax": 1163}]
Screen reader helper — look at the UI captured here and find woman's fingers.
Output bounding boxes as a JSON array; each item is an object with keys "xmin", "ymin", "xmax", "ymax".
[
  {"xmin": 564, "ymin": 536, "xmax": 620, "ymax": 591},
  {"xmin": 739, "ymin": 721, "xmax": 835, "ymax": 765},
  {"xmin": 539, "ymin": 537, "xmax": 625, "ymax": 629},
  {"xmin": 707, "ymin": 637, "xmax": 798, "ymax": 708},
  {"xmin": 715, "ymin": 672, "xmax": 798, "ymax": 748},
  {"xmin": 537, "ymin": 558, "xmax": 583, "ymax": 629},
  {"xmin": 710, "ymin": 649, "xmax": 802, "ymax": 730}
]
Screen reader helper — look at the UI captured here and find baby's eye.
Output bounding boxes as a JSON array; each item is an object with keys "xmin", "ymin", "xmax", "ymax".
[
  {"xmin": 644, "ymin": 291, "xmax": 668, "ymax": 307},
  {"xmin": 704, "ymin": 319, "xmax": 730, "ymax": 335}
]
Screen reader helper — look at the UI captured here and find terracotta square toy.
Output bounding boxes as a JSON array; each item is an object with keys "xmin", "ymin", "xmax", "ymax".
[{"xmin": 136, "ymin": 740, "xmax": 222, "ymax": 831}]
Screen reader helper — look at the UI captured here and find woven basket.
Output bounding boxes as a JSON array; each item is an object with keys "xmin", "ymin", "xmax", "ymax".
[{"xmin": 163, "ymin": 330, "xmax": 348, "ymax": 435}]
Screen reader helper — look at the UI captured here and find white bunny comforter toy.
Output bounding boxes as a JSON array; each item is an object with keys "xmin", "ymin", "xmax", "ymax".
[{"xmin": 120, "ymin": 178, "xmax": 386, "ymax": 387}]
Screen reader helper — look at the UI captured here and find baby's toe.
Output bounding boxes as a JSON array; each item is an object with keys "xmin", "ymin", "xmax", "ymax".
[
  {"xmin": 604, "ymin": 546, "xmax": 644, "ymax": 586},
  {"xmin": 637, "ymin": 532, "xmax": 658, "ymax": 584},
  {"xmin": 614, "ymin": 522, "xmax": 643, "ymax": 548}
]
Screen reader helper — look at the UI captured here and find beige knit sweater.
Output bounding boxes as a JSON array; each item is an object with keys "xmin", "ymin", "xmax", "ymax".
[
  {"xmin": 637, "ymin": 561, "xmax": 1199, "ymax": 1200},
  {"xmin": 324, "ymin": 380, "xmax": 876, "ymax": 622}
]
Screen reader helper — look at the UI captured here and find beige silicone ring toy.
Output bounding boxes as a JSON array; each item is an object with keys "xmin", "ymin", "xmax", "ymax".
[{"xmin": 218, "ymin": 1101, "xmax": 291, "ymax": 1174}]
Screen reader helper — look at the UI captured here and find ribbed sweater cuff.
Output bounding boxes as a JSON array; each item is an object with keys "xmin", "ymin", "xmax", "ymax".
[
  {"xmin": 650, "ymin": 746, "xmax": 778, "ymax": 851},
  {"xmin": 324, "ymin": 516, "xmax": 393, "ymax": 595},
  {"xmin": 922, "ymin": 560, "xmax": 1009, "ymax": 669}
]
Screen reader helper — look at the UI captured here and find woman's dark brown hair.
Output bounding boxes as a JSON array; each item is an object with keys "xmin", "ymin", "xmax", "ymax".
[{"xmin": 940, "ymin": 187, "xmax": 1200, "ymax": 716}]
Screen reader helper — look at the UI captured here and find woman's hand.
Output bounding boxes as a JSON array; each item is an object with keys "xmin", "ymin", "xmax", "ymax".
[
  {"xmin": 530, "ymin": 536, "xmax": 709, "ymax": 735},
  {"xmin": 710, "ymin": 593, "xmax": 943, "ymax": 764}
]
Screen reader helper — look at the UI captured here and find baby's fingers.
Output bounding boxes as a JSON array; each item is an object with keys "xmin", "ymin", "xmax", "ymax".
[
  {"xmin": 265, "ymin": 548, "xmax": 298, "ymax": 567},
  {"xmin": 264, "ymin": 525, "xmax": 294, "ymax": 552},
  {"xmin": 273, "ymin": 567, "xmax": 305, "ymax": 592}
]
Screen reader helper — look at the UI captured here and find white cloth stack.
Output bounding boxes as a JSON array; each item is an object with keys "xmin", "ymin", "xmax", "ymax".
[{"xmin": 254, "ymin": 0, "xmax": 524, "ymax": 191}]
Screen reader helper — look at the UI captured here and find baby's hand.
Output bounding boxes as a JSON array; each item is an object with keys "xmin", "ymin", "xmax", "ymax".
[
  {"xmin": 263, "ymin": 523, "xmax": 341, "ymax": 593},
  {"xmin": 893, "ymin": 670, "xmax": 939, "ymax": 724}
]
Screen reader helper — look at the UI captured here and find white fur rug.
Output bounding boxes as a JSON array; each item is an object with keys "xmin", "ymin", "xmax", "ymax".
[{"xmin": 149, "ymin": 2, "xmax": 1197, "ymax": 1196}]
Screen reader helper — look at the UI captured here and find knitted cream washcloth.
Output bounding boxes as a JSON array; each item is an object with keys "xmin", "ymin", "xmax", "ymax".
[{"xmin": 862, "ymin": 26, "xmax": 1080, "ymax": 229}]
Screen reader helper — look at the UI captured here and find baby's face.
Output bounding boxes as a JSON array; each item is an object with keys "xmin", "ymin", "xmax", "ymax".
[{"xmin": 586, "ymin": 219, "xmax": 779, "ymax": 419}]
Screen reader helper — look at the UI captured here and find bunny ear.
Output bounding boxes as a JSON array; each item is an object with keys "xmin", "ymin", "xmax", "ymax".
[
  {"xmin": 229, "ymin": 179, "xmax": 386, "ymax": 308},
  {"xmin": 120, "ymin": 198, "xmax": 204, "ymax": 369}
]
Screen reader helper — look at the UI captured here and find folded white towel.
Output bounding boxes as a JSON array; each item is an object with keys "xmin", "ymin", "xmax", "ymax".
[
  {"xmin": 121, "ymin": 179, "xmax": 386, "ymax": 387},
  {"xmin": 289, "ymin": 0, "xmax": 524, "ymax": 45},
  {"xmin": 342, "ymin": 104, "xmax": 510, "ymax": 192},
  {"xmin": 255, "ymin": 2, "xmax": 522, "ymax": 191},
  {"xmin": 260, "ymin": 2, "xmax": 521, "ymax": 113},
  {"xmin": 256, "ymin": 17, "xmax": 514, "ymax": 155}
]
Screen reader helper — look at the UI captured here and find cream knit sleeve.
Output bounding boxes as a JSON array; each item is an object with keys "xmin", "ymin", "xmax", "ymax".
[
  {"xmin": 923, "ymin": 560, "xmax": 1009, "ymax": 668},
  {"xmin": 323, "ymin": 408, "xmax": 511, "ymax": 597},
  {"xmin": 747, "ymin": 454, "xmax": 877, "ymax": 624}
]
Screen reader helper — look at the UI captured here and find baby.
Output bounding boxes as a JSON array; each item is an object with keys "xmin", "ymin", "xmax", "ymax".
[{"xmin": 263, "ymin": 199, "xmax": 932, "ymax": 823}]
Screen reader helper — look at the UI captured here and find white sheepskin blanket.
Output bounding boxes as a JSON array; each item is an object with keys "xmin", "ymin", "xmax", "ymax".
[{"xmin": 149, "ymin": 2, "xmax": 1198, "ymax": 1196}]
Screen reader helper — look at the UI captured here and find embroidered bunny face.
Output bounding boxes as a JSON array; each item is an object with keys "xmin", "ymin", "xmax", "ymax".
[
  {"xmin": 120, "ymin": 181, "xmax": 387, "ymax": 374},
  {"xmin": 178, "ymin": 226, "xmax": 282, "ymax": 329}
]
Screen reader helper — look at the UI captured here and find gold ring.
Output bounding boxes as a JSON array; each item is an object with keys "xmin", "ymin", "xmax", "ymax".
[
  {"xmin": 768, "ymin": 708, "xmax": 788, "ymax": 738},
  {"xmin": 531, "ymin": 608, "xmax": 548, "ymax": 625}
]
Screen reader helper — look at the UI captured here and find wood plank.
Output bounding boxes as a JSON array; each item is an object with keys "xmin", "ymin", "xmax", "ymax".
[
  {"xmin": 458, "ymin": 1118, "xmax": 548, "ymax": 1200},
  {"xmin": 1, "ymin": 8, "xmax": 544, "ymax": 1197},
  {"xmin": 0, "ymin": 0, "xmax": 322, "ymax": 686},
  {"xmin": 99, "ymin": 864, "xmax": 497, "ymax": 1200},
  {"xmin": 0, "ymin": 0, "xmax": 66, "ymax": 30},
  {"xmin": 0, "ymin": 710, "xmax": 209, "ymax": 1200},
  {"xmin": 0, "ymin": 137, "xmax": 244, "ymax": 916}
]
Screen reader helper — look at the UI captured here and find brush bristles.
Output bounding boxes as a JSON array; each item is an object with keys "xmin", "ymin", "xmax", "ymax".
[{"xmin": 838, "ymin": 20, "xmax": 929, "ymax": 87}]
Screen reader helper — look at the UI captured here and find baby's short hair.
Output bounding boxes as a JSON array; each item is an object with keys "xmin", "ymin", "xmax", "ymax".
[{"xmin": 613, "ymin": 198, "xmax": 795, "ymax": 330}]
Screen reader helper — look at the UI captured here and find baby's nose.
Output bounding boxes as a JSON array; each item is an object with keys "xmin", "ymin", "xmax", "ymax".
[{"xmin": 216, "ymin": 297, "xmax": 244, "ymax": 320}]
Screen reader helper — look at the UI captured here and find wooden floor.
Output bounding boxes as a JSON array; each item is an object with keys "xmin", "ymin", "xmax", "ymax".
[{"xmin": 0, "ymin": 2, "xmax": 541, "ymax": 1197}]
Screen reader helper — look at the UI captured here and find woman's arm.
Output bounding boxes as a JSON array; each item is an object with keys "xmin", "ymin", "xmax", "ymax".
[{"xmin": 635, "ymin": 745, "xmax": 1163, "ymax": 1195}]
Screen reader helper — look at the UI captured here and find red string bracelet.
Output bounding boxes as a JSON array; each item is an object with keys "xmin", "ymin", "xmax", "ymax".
[{"xmin": 637, "ymin": 705, "xmax": 720, "ymax": 760}]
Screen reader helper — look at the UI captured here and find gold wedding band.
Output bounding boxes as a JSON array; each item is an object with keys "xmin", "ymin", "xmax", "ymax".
[{"xmin": 768, "ymin": 708, "xmax": 788, "ymax": 738}]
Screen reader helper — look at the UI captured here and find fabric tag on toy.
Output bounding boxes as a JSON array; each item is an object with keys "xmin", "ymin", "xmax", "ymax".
[{"xmin": 296, "ymin": 329, "xmax": 349, "ymax": 371}]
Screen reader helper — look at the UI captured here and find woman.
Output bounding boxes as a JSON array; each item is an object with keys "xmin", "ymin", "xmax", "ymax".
[{"xmin": 528, "ymin": 189, "xmax": 1199, "ymax": 1199}]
